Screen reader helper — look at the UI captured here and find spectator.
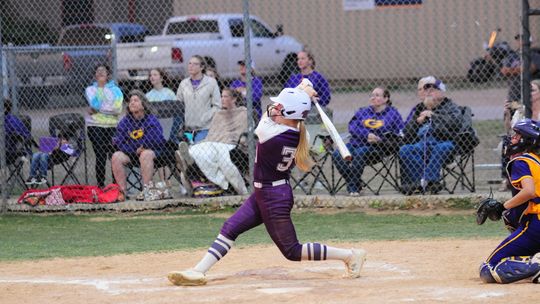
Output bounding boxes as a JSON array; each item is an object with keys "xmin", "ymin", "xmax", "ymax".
[
  {"xmin": 146, "ymin": 68, "xmax": 181, "ymax": 142},
  {"xmin": 205, "ymin": 66, "xmax": 225, "ymax": 92},
  {"xmin": 26, "ymin": 129, "xmax": 76, "ymax": 186},
  {"xmin": 176, "ymin": 55, "xmax": 221, "ymax": 144},
  {"xmin": 3, "ymin": 98, "xmax": 31, "ymax": 166},
  {"xmin": 229, "ymin": 60, "xmax": 264, "ymax": 123},
  {"xmin": 284, "ymin": 50, "xmax": 331, "ymax": 107},
  {"xmin": 145, "ymin": 68, "xmax": 180, "ymax": 194},
  {"xmin": 112, "ymin": 90, "xmax": 166, "ymax": 201},
  {"xmin": 500, "ymin": 34, "xmax": 540, "ymax": 103},
  {"xmin": 499, "ymin": 79, "xmax": 540, "ymax": 191},
  {"xmin": 85, "ymin": 64, "xmax": 124, "ymax": 188},
  {"xmin": 399, "ymin": 76, "xmax": 463, "ymax": 195},
  {"xmin": 146, "ymin": 68, "xmax": 176, "ymax": 102},
  {"xmin": 332, "ymin": 87, "xmax": 403, "ymax": 196},
  {"xmin": 176, "ymin": 88, "xmax": 248, "ymax": 195}
]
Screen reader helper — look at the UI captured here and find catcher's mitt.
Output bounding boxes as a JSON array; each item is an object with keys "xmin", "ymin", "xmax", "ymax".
[{"xmin": 476, "ymin": 198, "xmax": 505, "ymax": 225}]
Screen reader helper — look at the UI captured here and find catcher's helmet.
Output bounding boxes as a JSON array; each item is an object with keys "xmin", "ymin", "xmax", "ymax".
[
  {"xmin": 269, "ymin": 88, "xmax": 311, "ymax": 120},
  {"xmin": 505, "ymin": 118, "xmax": 540, "ymax": 157}
]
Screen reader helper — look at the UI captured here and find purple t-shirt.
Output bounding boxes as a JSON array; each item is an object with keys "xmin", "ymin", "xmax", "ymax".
[
  {"xmin": 253, "ymin": 129, "xmax": 300, "ymax": 183},
  {"xmin": 191, "ymin": 79, "xmax": 201, "ymax": 89}
]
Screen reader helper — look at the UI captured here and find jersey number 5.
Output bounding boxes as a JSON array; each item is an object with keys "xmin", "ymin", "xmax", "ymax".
[{"xmin": 277, "ymin": 146, "xmax": 296, "ymax": 171}]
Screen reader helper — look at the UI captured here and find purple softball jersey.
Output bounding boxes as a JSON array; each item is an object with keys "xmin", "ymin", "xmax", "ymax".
[
  {"xmin": 219, "ymin": 118, "xmax": 306, "ymax": 261},
  {"xmin": 253, "ymin": 129, "xmax": 300, "ymax": 183}
]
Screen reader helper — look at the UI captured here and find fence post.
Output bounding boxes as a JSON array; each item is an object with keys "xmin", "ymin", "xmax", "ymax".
[
  {"xmin": 522, "ymin": 0, "xmax": 532, "ymax": 118},
  {"xmin": 243, "ymin": 0, "xmax": 255, "ymax": 191},
  {"xmin": 0, "ymin": 13, "xmax": 7, "ymax": 213}
]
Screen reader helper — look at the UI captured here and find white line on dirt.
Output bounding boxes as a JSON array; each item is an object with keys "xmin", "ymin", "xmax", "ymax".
[{"xmin": 257, "ymin": 287, "xmax": 313, "ymax": 294}]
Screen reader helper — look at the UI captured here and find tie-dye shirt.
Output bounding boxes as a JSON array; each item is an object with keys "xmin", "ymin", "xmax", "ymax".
[{"xmin": 85, "ymin": 80, "xmax": 124, "ymax": 127}]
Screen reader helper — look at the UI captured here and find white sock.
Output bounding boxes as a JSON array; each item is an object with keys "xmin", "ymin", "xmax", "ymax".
[
  {"xmin": 301, "ymin": 243, "xmax": 351, "ymax": 261},
  {"xmin": 194, "ymin": 234, "xmax": 234, "ymax": 273}
]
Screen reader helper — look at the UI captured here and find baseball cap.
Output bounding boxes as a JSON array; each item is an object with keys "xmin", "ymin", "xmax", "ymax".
[
  {"xmin": 422, "ymin": 76, "xmax": 446, "ymax": 92},
  {"xmin": 237, "ymin": 60, "xmax": 256, "ymax": 70}
]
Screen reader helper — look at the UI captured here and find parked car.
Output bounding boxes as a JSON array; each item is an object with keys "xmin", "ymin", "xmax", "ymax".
[
  {"xmin": 136, "ymin": 14, "xmax": 303, "ymax": 84},
  {"xmin": 12, "ymin": 23, "xmax": 166, "ymax": 107}
]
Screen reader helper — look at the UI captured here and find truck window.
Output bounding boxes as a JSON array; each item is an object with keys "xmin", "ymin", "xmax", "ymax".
[
  {"xmin": 229, "ymin": 19, "xmax": 244, "ymax": 38},
  {"xmin": 229, "ymin": 19, "xmax": 273, "ymax": 38},
  {"xmin": 250, "ymin": 20, "xmax": 273, "ymax": 38},
  {"xmin": 166, "ymin": 20, "xmax": 219, "ymax": 35},
  {"xmin": 59, "ymin": 27, "xmax": 113, "ymax": 46}
]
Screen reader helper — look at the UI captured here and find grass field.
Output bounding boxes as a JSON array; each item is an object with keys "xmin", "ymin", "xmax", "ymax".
[{"xmin": 0, "ymin": 208, "xmax": 507, "ymax": 261}]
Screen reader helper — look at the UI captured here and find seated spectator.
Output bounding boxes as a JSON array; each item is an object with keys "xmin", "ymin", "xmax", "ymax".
[
  {"xmin": 399, "ymin": 76, "xmax": 463, "ymax": 195},
  {"xmin": 4, "ymin": 98, "xmax": 31, "ymax": 165},
  {"xmin": 229, "ymin": 60, "xmax": 263, "ymax": 123},
  {"xmin": 499, "ymin": 79, "xmax": 540, "ymax": 191},
  {"xmin": 332, "ymin": 87, "xmax": 403, "ymax": 196},
  {"xmin": 176, "ymin": 88, "xmax": 248, "ymax": 195},
  {"xmin": 26, "ymin": 128, "xmax": 77, "ymax": 186},
  {"xmin": 112, "ymin": 90, "xmax": 167, "ymax": 201}
]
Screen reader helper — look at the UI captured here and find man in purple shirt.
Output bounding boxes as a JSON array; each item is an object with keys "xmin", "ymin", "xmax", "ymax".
[{"xmin": 229, "ymin": 60, "xmax": 264, "ymax": 122}]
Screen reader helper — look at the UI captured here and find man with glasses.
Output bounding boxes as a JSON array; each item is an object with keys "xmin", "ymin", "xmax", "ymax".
[{"xmin": 399, "ymin": 76, "xmax": 463, "ymax": 195}]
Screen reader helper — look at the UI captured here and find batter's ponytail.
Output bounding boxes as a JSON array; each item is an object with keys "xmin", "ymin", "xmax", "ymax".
[{"xmin": 295, "ymin": 121, "xmax": 314, "ymax": 172}]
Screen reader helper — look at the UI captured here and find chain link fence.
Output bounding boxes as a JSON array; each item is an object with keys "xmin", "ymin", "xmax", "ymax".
[{"xmin": 1, "ymin": 0, "xmax": 540, "ymax": 208}]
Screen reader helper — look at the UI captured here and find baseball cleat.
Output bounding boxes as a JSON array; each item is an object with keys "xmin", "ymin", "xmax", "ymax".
[
  {"xmin": 345, "ymin": 248, "xmax": 367, "ymax": 278},
  {"xmin": 168, "ymin": 269, "xmax": 207, "ymax": 286}
]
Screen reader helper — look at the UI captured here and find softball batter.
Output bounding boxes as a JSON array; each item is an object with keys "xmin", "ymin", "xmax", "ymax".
[{"xmin": 168, "ymin": 87, "xmax": 366, "ymax": 286}]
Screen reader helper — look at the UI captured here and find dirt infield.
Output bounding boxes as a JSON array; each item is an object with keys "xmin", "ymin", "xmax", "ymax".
[{"xmin": 0, "ymin": 238, "xmax": 536, "ymax": 304}]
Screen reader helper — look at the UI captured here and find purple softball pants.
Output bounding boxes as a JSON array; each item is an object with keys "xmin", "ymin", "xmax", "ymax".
[{"xmin": 220, "ymin": 183, "xmax": 303, "ymax": 261}]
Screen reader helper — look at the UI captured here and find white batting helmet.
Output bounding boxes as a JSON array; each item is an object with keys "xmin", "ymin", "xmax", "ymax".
[{"xmin": 269, "ymin": 88, "xmax": 311, "ymax": 120}]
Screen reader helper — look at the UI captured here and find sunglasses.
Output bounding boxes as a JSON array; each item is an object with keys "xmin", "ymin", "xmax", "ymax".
[{"xmin": 423, "ymin": 83, "xmax": 439, "ymax": 90}]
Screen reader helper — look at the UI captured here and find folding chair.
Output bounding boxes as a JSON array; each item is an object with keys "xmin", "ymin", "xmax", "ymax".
[
  {"xmin": 126, "ymin": 140, "xmax": 183, "ymax": 192},
  {"xmin": 359, "ymin": 150, "xmax": 401, "ymax": 195},
  {"xmin": 321, "ymin": 134, "xmax": 402, "ymax": 196},
  {"xmin": 6, "ymin": 114, "xmax": 34, "ymax": 195},
  {"xmin": 441, "ymin": 131, "xmax": 478, "ymax": 194},
  {"xmin": 441, "ymin": 106, "xmax": 479, "ymax": 194},
  {"xmin": 291, "ymin": 134, "xmax": 344, "ymax": 195},
  {"xmin": 48, "ymin": 113, "xmax": 87, "ymax": 185}
]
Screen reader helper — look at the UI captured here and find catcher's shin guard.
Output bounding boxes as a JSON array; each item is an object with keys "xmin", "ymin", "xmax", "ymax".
[
  {"xmin": 479, "ymin": 263, "xmax": 497, "ymax": 283},
  {"xmin": 488, "ymin": 254, "xmax": 540, "ymax": 284}
]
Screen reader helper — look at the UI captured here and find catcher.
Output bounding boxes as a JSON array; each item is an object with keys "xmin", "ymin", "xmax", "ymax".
[{"xmin": 477, "ymin": 119, "xmax": 540, "ymax": 284}]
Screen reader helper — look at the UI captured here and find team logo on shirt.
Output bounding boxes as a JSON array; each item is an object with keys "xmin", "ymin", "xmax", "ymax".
[
  {"xmin": 363, "ymin": 119, "xmax": 384, "ymax": 129},
  {"xmin": 130, "ymin": 129, "xmax": 144, "ymax": 140}
]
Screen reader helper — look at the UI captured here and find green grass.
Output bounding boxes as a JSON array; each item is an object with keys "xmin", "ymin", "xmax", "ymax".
[{"xmin": 0, "ymin": 209, "xmax": 507, "ymax": 261}]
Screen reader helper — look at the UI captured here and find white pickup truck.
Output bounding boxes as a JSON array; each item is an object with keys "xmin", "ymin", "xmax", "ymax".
[{"xmin": 120, "ymin": 14, "xmax": 304, "ymax": 83}]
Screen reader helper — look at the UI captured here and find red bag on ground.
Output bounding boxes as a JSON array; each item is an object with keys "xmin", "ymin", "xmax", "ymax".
[
  {"xmin": 97, "ymin": 184, "xmax": 124, "ymax": 203},
  {"xmin": 18, "ymin": 184, "xmax": 123, "ymax": 205},
  {"xmin": 60, "ymin": 185, "xmax": 100, "ymax": 203}
]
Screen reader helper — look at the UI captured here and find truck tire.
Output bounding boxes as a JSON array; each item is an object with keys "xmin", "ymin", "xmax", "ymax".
[{"xmin": 278, "ymin": 53, "xmax": 298, "ymax": 86}]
